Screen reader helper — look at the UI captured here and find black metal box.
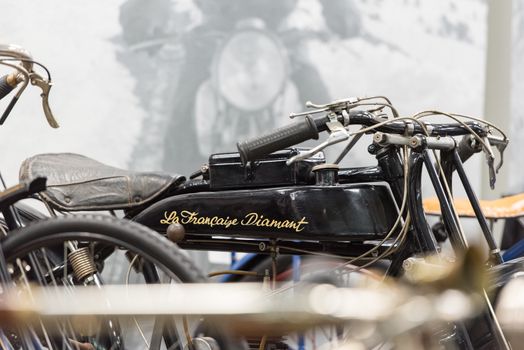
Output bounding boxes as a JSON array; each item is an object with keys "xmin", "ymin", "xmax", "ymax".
[{"xmin": 208, "ymin": 148, "xmax": 325, "ymax": 189}]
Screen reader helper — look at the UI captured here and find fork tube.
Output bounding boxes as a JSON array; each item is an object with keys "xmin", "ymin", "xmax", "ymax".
[
  {"xmin": 409, "ymin": 150, "xmax": 474, "ymax": 348},
  {"xmin": 376, "ymin": 146, "xmax": 405, "ymax": 206},
  {"xmin": 438, "ymin": 150, "xmax": 455, "ymax": 195},
  {"xmin": 422, "ymin": 150, "xmax": 468, "ymax": 252},
  {"xmin": 408, "ymin": 151, "xmax": 439, "ymax": 253},
  {"xmin": 452, "ymin": 150, "xmax": 503, "ymax": 264},
  {"xmin": 422, "ymin": 150, "xmax": 508, "ymax": 348}
]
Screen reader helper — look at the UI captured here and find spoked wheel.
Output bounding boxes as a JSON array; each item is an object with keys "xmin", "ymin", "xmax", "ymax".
[{"xmin": 1, "ymin": 214, "xmax": 245, "ymax": 350}]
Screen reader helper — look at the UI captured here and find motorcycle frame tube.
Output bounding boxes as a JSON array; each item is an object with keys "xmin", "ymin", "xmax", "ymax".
[
  {"xmin": 438, "ymin": 147, "xmax": 502, "ymax": 264},
  {"xmin": 450, "ymin": 150, "xmax": 503, "ymax": 264},
  {"xmin": 438, "ymin": 149, "xmax": 455, "ymax": 194},
  {"xmin": 338, "ymin": 146, "xmax": 424, "ymax": 276},
  {"xmin": 408, "ymin": 147, "xmax": 478, "ymax": 349},
  {"xmin": 337, "ymin": 146, "xmax": 405, "ymax": 206},
  {"xmin": 438, "ymin": 149, "xmax": 510, "ymax": 348},
  {"xmin": 407, "ymin": 151, "xmax": 440, "ymax": 253},
  {"xmin": 414, "ymin": 147, "xmax": 511, "ymax": 349},
  {"xmin": 375, "ymin": 146, "xmax": 406, "ymax": 206},
  {"xmin": 342, "ymin": 145, "xmax": 502, "ymax": 349},
  {"xmin": 421, "ymin": 149, "xmax": 468, "ymax": 252}
]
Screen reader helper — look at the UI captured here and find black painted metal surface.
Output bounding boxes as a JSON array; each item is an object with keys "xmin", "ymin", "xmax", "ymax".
[
  {"xmin": 133, "ymin": 183, "xmax": 399, "ymax": 241},
  {"xmin": 208, "ymin": 148, "xmax": 324, "ymax": 189}
]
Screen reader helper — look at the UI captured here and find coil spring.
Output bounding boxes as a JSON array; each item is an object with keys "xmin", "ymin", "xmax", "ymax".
[{"xmin": 68, "ymin": 247, "xmax": 97, "ymax": 281}]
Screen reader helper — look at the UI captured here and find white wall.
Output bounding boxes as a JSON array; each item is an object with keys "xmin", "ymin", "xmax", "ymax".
[
  {"xmin": 510, "ymin": 0, "xmax": 524, "ymax": 194},
  {"xmin": 0, "ymin": 1, "xmax": 489, "ymax": 184},
  {"xmin": 0, "ymin": 0, "xmax": 144, "ymax": 186}
]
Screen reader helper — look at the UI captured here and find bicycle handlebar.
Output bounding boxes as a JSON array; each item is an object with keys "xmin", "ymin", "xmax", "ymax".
[
  {"xmin": 237, "ymin": 110, "xmax": 489, "ymax": 164},
  {"xmin": 0, "ymin": 44, "xmax": 33, "ymax": 71},
  {"xmin": 0, "ymin": 44, "xmax": 59, "ymax": 128}
]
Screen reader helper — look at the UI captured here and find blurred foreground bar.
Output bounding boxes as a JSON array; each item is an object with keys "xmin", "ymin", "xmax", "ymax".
[{"xmin": 0, "ymin": 282, "xmax": 477, "ymax": 334}]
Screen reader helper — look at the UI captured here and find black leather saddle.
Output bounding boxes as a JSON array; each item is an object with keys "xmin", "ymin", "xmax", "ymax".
[{"xmin": 19, "ymin": 153, "xmax": 184, "ymax": 211}]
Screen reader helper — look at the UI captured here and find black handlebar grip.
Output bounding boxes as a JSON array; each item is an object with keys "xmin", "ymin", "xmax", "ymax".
[
  {"xmin": 237, "ymin": 115, "xmax": 319, "ymax": 164},
  {"xmin": 0, "ymin": 75, "xmax": 15, "ymax": 101}
]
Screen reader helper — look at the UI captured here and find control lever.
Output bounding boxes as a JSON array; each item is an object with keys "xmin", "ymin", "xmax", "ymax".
[
  {"xmin": 481, "ymin": 134, "xmax": 509, "ymax": 190},
  {"xmin": 482, "ymin": 135, "xmax": 508, "ymax": 190},
  {"xmin": 30, "ymin": 72, "xmax": 58, "ymax": 128},
  {"xmin": 0, "ymin": 44, "xmax": 58, "ymax": 128},
  {"xmin": 305, "ymin": 97, "xmax": 359, "ymax": 110},
  {"xmin": 482, "ymin": 136, "xmax": 497, "ymax": 190},
  {"xmin": 290, "ymin": 97, "xmax": 359, "ymax": 119},
  {"xmin": 487, "ymin": 134, "xmax": 508, "ymax": 173},
  {"xmin": 286, "ymin": 113, "xmax": 349, "ymax": 165}
]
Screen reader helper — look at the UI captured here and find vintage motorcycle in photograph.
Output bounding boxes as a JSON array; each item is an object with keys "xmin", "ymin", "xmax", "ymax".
[
  {"xmin": 1, "ymin": 39, "xmax": 521, "ymax": 349},
  {"xmin": 119, "ymin": 0, "xmax": 362, "ymax": 176}
]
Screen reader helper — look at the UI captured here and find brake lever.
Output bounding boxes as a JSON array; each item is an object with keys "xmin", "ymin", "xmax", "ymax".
[
  {"xmin": 286, "ymin": 113, "xmax": 349, "ymax": 165},
  {"xmin": 30, "ymin": 72, "xmax": 59, "ymax": 128},
  {"xmin": 487, "ymin": 134, "xmax": 508, "ymax": 173},
  {"xmin": 482, "ymin": 136, "xmax": 497, "ymax": 190},
  {"xmin": 289, "ymin": 97, "xmax": 359, "ymax": 119},
  {"xmin": 495, "ymin": 142, "xmax": 507, "ymax": 173},
  {"xmin": 305, "ymin": 97, "xmax": 359, "ymax": 110}
]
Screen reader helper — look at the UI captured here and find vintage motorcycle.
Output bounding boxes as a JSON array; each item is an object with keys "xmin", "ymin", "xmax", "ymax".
[{"xmin": 12, "ymin": 86, "xmax": 519, "ymax": 348}]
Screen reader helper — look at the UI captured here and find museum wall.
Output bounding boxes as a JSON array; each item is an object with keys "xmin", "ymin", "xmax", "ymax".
[
  {"xmin": 0, "ymin": 0, "xmax": 487, "ymax": 181},
  {"xmin": 510, "ymin": 0, "xmax": 524, "ymax": 194}
]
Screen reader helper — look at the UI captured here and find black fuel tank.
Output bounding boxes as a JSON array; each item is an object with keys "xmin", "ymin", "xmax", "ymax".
[{"xmin": 133, "ymin": 183, "xmax": 399, "ymax": 241}]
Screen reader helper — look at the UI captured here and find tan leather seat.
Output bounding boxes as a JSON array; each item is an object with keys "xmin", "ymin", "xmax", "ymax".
[{"xmin": 423, "ymin": 193, "xmax": 524, "ymax": 219}]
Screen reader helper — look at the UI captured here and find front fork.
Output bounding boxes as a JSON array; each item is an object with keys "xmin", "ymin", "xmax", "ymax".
[
  {"xmin": 406, "ymin": 146, "xmax": 508, "ymax": 349},
  {"xmin": 379, "ymin": 145, "xmax": 478, "ymax": 348}
]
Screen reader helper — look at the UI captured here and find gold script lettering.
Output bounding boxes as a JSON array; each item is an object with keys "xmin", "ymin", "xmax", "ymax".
[
  {"xmin": 161, "ymin": 211, "xmax": 308, "ymax": 232},
  {"xmin": 160, "ymin": 211, "xmax": 179, "ymax": 224},
  {"xmin": 241, "ymin": 212, "xmax": 308, "ymax": 233}
]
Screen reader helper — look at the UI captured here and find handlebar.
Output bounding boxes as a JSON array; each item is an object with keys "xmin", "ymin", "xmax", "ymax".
[
  {"xmin": 0, "ymin": 44, "xmax": 59, "ymax": 128},
  {"xmin": 237, "ymin": 115, "xmax": 319, "ymax": 164},
  {"xmin": 0, "ymin": 44, "xmax": 33, "ymax": 71},
  {"xmin": 237, "ymin": 110, "xmax": 489, "ymax": 164},
  {"xmin": 345, "ymin": 111, "xmax": 487, "ymax": 137}
]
